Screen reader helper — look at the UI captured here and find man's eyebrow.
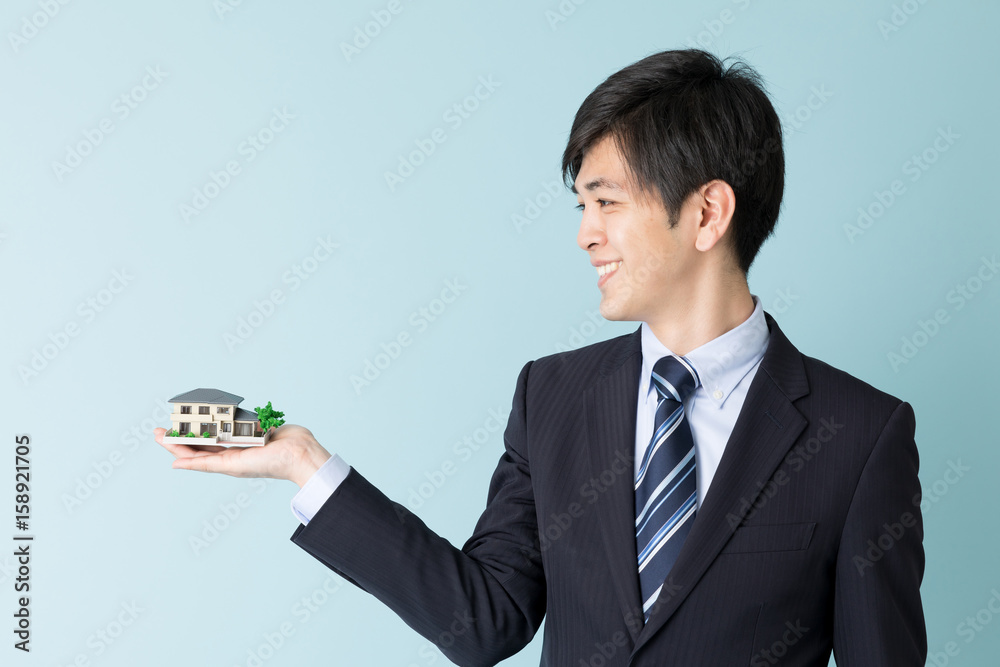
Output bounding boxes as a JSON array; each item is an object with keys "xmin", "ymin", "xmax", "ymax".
[{"xmin": 571, "ymin": 177, "xmax": 626, "ymax": 195}]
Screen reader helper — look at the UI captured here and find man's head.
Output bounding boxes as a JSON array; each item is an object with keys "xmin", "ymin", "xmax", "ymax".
[{"xmin": 563, "ymin": 49, "xmax": 784, "ymax": 325}]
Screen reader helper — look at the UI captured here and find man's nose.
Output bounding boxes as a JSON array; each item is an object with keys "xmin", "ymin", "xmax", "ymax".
[{"xmin": 577, "ymin": 208, "xmax": 605, "ymax": 251}]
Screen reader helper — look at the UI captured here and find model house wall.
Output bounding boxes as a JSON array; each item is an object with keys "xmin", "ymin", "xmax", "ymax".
[{"xmin": 168, "ymin": 388, "xmax": 262, "ymax": 441}]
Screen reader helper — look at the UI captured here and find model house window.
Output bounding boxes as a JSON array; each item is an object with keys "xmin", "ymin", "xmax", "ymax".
[
  {"xmin": 217, "ymin": 407, "xmax": 230, "ymax": 414},
  {"xmin": 181, "ymin": 406, "xmax": 191, "ymax": 414},
  {"xmin": 235, "ymin": 423, "xmax": 253, "ymax": 436},
  {"xmin": 200, "ymin": 423, "xmax": 217, "ymax": 436},
  {"xmin": 222, "ymin": 423, "xmax": 231, "ymax": 432},
  {"xmin": 179, "ymin": 422, "xmax": 190, "ymax": 434},
  {"xmin": 199, "ymin": 406, "xmax": 210, "ymax": 414}
]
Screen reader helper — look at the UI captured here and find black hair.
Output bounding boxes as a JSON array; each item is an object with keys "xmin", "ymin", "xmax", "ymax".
[{"xmin": 562, "ymin": 48, "xmax": 784, "ymax": 275}]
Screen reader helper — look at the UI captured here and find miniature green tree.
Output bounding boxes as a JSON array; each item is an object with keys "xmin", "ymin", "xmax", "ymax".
[
  {"xmin": 254, "ymin": 401, "xmax": 286, "ymax": 433},
  {"xmin": 166, "ymin": 429, "xmax": 180, "ymax": 437}
]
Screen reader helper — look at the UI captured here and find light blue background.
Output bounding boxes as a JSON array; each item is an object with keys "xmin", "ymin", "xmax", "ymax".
[{"xmin": 2, "ymin": 0, "xmax": 997, "ymax": 665}]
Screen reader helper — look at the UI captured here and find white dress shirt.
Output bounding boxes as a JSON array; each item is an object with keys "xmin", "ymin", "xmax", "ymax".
[
  {"xmin": 291, "ymin": 294, "xmax": 770, "ymax": 524},
  {"xmin": 635, "ymin": 293, "xmax": 769, "ymax": 510}
]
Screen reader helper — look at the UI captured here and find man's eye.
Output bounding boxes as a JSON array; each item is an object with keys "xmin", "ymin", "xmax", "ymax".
[{"xmin": 575, "ymin": 200, "xmax": 613, "ymax": 211}]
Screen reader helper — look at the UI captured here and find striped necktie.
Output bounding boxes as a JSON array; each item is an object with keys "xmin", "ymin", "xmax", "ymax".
[{"xmin": 635, "ymin": 354, "xmax": 700, "ymax": 621}]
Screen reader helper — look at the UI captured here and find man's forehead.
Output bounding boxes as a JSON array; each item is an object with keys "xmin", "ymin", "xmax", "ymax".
[{"xmin": 573, "ymin": 136, "xmax": 631, "ymax": 194}]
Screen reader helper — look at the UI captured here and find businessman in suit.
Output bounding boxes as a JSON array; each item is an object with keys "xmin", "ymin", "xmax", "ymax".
[{"xmin": 157, "ymin": 49, "xmax": 926, "ymax": 665}]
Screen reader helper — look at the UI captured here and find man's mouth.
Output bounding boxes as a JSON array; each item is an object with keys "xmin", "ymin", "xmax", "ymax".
[{"xmin": 597, "ymin": 260, "xmax": 622, "ymax": 285}]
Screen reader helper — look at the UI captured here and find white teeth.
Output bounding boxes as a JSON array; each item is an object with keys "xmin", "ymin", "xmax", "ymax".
[{"xmin": 597, "ymin": 261, "xmax": 622, "ymax": 277}]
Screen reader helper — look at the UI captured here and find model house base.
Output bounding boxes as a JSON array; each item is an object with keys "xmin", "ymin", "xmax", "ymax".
[{"xmin": 161, "ymin": 426, "xmax": 275, "ymax": 447}]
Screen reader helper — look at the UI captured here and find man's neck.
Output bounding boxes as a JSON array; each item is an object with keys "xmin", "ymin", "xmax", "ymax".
[{"xmin": 644, "ymin": 281, "xmax": 755, "ymax": 356}]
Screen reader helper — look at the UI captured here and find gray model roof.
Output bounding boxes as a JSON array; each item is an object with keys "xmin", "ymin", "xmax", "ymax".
[
  {"xmin": 168, "ymin": 388, "xmax": 245, "ymax": 405},
  {"xmin": 234, "ymin": 407, "xmax": 258, "ymax": 422}
]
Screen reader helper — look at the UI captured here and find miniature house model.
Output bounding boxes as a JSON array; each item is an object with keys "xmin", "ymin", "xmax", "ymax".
[{"xmin": 162, "ymin": 388, "xmax": 273, "ymax": 446}]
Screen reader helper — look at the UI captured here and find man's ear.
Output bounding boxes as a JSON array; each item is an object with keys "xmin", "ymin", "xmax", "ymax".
[{"xmin": 694, "ymin": 179, "xmax": 736, "ymax": 253}]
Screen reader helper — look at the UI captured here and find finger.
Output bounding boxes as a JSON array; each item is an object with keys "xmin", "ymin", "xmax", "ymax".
[
  {"xmin": 186, "ymin": 443, "xmax": 229, "ymax": 454},
  {"xmin": 160, "ymin": 441, "xmax": 222, "ymax": 459},
  {"xmin": 172, "ymin": 454, "xmax": 234, "ymax": 475}
]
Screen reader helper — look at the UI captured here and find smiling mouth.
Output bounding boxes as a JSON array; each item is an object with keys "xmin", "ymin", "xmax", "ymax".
[{"xmin": 597, "ymin": 261, "xmax": 622, "ymax": 285}]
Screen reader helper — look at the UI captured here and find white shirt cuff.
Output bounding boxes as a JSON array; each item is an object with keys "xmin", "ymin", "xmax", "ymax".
[{"xmin": 290, "ymin": 454, "xmax": 351, "ymax": 525}]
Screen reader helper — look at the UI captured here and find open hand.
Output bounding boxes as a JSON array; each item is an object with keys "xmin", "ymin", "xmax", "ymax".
[{"xmin": 155, "ymin": 424, "xmax": 332, "ymax": 488}]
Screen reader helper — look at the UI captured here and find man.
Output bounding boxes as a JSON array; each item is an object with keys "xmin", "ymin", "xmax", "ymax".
[{"xmin": 157, "ymin": 49, "xmax": 926, "ymax": 665}]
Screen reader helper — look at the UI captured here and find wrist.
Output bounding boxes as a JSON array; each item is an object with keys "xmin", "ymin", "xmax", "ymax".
[{"xmin": 291, "ymin": 439, "xmax": 332, "ymax": 488}]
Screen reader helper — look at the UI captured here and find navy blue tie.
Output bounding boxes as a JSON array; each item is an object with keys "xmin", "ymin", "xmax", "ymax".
[{"xmin": 635, "ymin": 354, "xmax": 700, "ymax": 620}]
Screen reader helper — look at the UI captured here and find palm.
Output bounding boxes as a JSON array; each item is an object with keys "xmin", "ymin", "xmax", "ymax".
[{"xmin": 155, "ymin": 424, "xmax": 314, "ymax": 481}]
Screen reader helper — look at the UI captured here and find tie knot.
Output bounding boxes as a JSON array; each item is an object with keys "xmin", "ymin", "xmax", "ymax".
[{"xmin": 651, "ymin": 355, "xmax": 700, "ymax": 403}]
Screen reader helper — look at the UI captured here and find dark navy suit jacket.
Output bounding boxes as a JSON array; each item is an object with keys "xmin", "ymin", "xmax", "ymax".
[{"xmin": 291, "ymin": 311, "xmax": 926, "ymax": 665}]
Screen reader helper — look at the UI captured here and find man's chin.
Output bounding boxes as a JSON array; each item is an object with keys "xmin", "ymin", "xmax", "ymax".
[{"xmin": 597, "ymin": 298, "xmax": 635, "ymax": 323}]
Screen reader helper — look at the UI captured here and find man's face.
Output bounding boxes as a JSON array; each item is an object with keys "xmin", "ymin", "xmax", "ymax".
[{"xmin": 574, "ymin": 135, "xmax": 700, "ymax": 324}]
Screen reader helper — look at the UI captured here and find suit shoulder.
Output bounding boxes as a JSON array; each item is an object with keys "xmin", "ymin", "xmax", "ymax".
[
  {"xmin": 797, "ymin": 351, "xmax": 906, "ymax": 415},
  {"xmin": 527, "ymin": 330, "xmax": 637, "ymax": 384}
]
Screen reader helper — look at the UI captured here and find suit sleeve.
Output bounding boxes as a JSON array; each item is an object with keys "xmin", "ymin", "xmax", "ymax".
[
  {"xmin": 289, "ymin": 360, "xmax": 546, "ymax": 667},
  {"xmin": 832, "ymin": 400, "xmax": 927, "ymax": 665}
]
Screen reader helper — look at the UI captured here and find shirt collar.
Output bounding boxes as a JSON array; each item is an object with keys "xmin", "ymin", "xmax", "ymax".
[{"xmin": 639, "ymin": 294, "xmax": 770, "ymax": 409}]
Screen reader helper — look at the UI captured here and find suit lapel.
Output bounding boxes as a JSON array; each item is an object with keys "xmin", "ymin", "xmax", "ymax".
[
  {"xmin": 583, "ymin": 324, "xmax": 644, "ymax": 642},
  {"xmin": 629, "ymin": 311, "xmax": 811, "ymax": 656}
]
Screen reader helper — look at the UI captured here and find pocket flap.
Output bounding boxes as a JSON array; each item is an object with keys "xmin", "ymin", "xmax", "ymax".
[{"xmin": 720, "ymin": 521, "xmax": 816, "ymax": 554}]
